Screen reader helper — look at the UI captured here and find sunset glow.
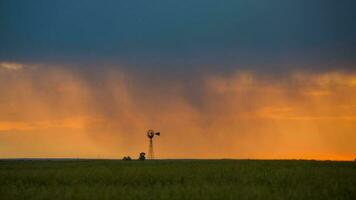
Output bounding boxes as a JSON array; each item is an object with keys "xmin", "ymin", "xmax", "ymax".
[{"xmin": 0, "ymin": 63, "xmax": 355, "ymax": 160}]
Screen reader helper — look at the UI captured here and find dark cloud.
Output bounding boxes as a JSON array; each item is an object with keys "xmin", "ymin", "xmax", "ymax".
[{"xmin": 0, "ymin": 0, "xmax": 356, "ymax": 71}]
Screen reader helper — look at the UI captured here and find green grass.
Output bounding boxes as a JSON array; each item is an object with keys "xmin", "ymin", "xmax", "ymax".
[{"xmin": 0, "ymin": 159, "xmax": 355, "ymax": 200}]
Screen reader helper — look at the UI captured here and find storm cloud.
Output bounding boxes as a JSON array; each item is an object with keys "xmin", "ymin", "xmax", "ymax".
[{"xmin": 1, "ymin": 0, "xmax": 356, "ymax": 71}]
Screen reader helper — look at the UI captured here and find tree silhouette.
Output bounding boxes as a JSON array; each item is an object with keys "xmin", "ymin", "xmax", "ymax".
[
  {"xmin": 122, "ymin": 156, "xmax": 132, "ymax": 161},
  {"xmin": 139, "ymin": 152, "xmax": 146, "ymax": 161}
]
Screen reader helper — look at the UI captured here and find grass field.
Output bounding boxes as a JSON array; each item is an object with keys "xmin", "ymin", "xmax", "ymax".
[{"xmin": 0, "ymin": 159, "xmax": 355, "ymax": 200}]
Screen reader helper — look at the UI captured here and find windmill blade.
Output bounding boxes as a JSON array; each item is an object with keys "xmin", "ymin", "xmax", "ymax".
[{"xmin": 155, "ymin": 132, "xmax": 160, "ymax": 136}]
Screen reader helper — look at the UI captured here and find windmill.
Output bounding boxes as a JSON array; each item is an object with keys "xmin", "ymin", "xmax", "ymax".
[{"xmin": 147, "ymin": 129, "xmax": 160, "ymax": 159}]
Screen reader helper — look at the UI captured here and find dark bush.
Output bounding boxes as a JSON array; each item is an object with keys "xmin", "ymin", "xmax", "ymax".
[{"xmin": 139, "ymin": 152, "xmax": 146, "ymax": 161}]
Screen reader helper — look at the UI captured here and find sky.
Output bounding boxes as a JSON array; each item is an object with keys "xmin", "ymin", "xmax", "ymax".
[{"xmin": 0, "ymin": 0, "xmax": 355, "ymax": 160}]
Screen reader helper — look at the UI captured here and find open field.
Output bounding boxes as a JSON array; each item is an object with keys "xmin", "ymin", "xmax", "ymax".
[{"xmin": 0, "ymin": 159, "xmax": 355, "ymax": 200}]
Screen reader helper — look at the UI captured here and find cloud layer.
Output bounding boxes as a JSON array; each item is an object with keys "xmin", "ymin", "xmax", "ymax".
[
  {"xmin": 1, "ymin": 0, "xmax": 356, "ymax": 71},
  {"xmin": 0, "ymin": 63, "xmax": 355, "ymax": 160}
]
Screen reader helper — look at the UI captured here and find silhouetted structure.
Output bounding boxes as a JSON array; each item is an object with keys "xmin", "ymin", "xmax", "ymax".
[
  {"xmin": 122, "ymin": 156, "xmax": 132, "ymax": 161},
  {"xmin": 139, "ymin": 152, "xmax": 146, "ymax": 160},
  {"xmin": 147, "ymin": 129, "xmax": 160, "ymax": 159}
]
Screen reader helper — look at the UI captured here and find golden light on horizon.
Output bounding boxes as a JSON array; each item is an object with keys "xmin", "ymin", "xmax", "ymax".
[{"xmin": 0, "ymin": 63, "xmax": 355, "ymax": 160}]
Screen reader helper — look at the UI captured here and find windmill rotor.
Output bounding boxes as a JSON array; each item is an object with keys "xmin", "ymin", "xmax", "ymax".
[{"xmin": 147, "ymin": 129, "xmax": 155, "ymax": 139}]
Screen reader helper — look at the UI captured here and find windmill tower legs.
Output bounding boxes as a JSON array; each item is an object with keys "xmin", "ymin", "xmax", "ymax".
[{"xmin": 148, "ymin": 138, "xmax": 154, "ymax": 159}]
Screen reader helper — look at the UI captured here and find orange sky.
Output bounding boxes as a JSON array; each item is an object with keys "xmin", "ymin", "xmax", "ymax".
[{"xmin": 0, "ymin": 63, "xmax": 355, "ymax": 160}]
